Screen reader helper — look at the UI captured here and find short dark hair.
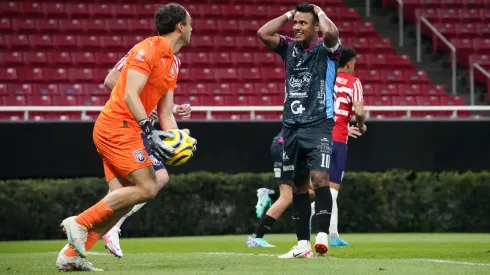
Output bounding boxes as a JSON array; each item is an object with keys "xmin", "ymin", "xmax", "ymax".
[
  {"xmin": 155, "ymin": 3, "xmax": 188, "ymax": 35},
  {"xmin": 295, "ymin": 3, "xmax": 319, "ymax": 22},
  {"xmin": 338, "ymin": 46, "xmax": 357, "ymax": 68}
]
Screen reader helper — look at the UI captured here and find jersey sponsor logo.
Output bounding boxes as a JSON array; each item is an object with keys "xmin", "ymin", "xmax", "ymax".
[
  {"xmin": 282, "ymin": 151, "xmax": 289, "ymax": 160},
  {"xmin": 133, "ymin": 149, "xmax": 146, "ymax": 163},
  {"xmin": 274, "ymin": 168, "xmax": 281, "ymax": 178},
  {"xmin": 289, "ymin": 92, "xmax": 308, "ymax": 98},
  {"xmin": 135, "ymin": 49, "xmax": 145, "ymax": 62},
  {"xmin": 289, "ymin": 72, "xmax": 312, "ymax": 90},
  {"xmin": 283, "ymin": 165, "xmax": 294, "ymax": 171},
  {"xmin": 290, "ymin": 100, "xmax": 306, "ymax": 114}
]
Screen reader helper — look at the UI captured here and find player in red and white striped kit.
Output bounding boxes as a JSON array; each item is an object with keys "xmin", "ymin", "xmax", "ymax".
[
  {"xmin": 314, "ymin": 46, "xmax": 366, "ymax": 246},
  {"xmin": 100, "ymin": 50, "xmax": 191, "ymax": 258}
]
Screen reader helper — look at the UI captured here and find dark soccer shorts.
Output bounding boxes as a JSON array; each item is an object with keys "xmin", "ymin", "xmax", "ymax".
[
  {"xmin": 281, "ymin": 119, "xmax": 334, "ymax": 184},
  {"xmin": 270, "ymin": 138, "xmax": 284, "ymax": 183},
  {"xmin": 141, "ymin": 133, "xmax": 166, "ymax": 171},
  {"xmin": 330, "ymin": 141, "xmax": 348, "ymax": 184}
]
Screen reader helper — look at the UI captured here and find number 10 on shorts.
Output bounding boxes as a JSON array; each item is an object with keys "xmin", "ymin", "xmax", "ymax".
[{"xmin": 321, "ymin": 153, "xmax": 330, "ymax": 168}]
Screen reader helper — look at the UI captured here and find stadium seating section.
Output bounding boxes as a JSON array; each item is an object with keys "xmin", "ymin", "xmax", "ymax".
[
  {"xmin": 0, "ymin": 0, "xmax": 470, "ymax": 120},
  {"xmin": 383, "ymin": 0, "xmax": 490, "ymax": 102}
]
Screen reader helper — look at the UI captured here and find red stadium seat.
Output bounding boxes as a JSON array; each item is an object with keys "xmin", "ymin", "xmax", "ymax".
[
  {"xmin": 210, "ymin": 52, "xmax": 233, "ymax": 65},
  {"xmin": 186, "ymin": 83, "xmax": 208, "ymax": 95},
  {"xmin": 208, "ymin": 83, "xmax": 232, "ymax": 95},
  {"xmin": 111, "ymin": 4, "xmax": 135, "ymax": 17},
  {"xmin": 105, "ymin": 19, "xmax": 128, "ymax": 32},
  {"xmin": 261, "ymin": 68, "xmax": 284, "ymax": 80},
  {"xmin": 89, "ymin": 4, "xmax": 112, "ymax": 17},
  {"xmin": 34, "ymin": 84, "xmax": 59, "ymax": 96},
  {"xmin": 68, "ymin": 3, "xmax": 90, "ymax": 17},
  {"xmin": 37, "ymin": 19, "xmax": 59, "ymax": 33},
  {"xmin": 233, "ymin": 82, "xmax": 255, "ymax": 95},
  {"xmin": 239, "ymin": 67, "xmax": 261, "ymax": 81},
  {"xmin": 0, "ymin": 68, "xmax": 18, "ymax": 82},
  {"xmin": 376, "ymin": 84, "xmax": 399, "ymax": 96},
  {"xmin": 29, "ymin": 95, "xmax": 53, "ymax": 106},
  {"xmin": 96, "ymin": 52, "xmax": 121, "ymax": 66},
  {"xmin": 192, "ymin": 68, "xmax": 215, "ymax": 81},
  {"xmin": 45, "ymin": 68, "xmax": 68, "ymax": 82},
  {"xmin": 7, "ymin": 35, "xmax": 30, "ymax": 48},
  {"xmin": 9, "ymin": 84, "xmax": 33, "ymax": 95},
  {"xmin": 55, "ymin": 95, "xmax": 78, "ymax": 106},
  {"xmin": 47, "ymin": 52, "xmax": 73, "ymax": 65},
  {"xmin": 0, "ymin": 18, "xmax": 12, "ymax": 33},
  {"xmin": 232, "ymin": 52, "xmax": 254, "ymax": 66},
  {"xmin": 399, "ymin": 84, "xmax": 422, "ymax": 96},
  {"xmin": 214, "ymin": 68, "xmax": 238, "ymax": 81},
  {"xmin": 84, "ymin": 84, "xmax": 109, "ymax": 96},
  {"xmin": 5, "ymin": 95, "xmax": 27, "ymax": 106},
  {"xmin": 1, "ymin": 52, "xmax": 24, "ymax": 65},
  {"xmin": 255, "ymin": 83, "xmax": 281, "ymax": 95},
  {"xmin": 81, "ymin": 96, "xmax": 106, "ymax": 106},
  {"xmin": 0, "ymin": 84, "xmax": 8, "ymax": 95},
  {"xmin": 19, "ymin": 68, "xmax": 44, "ymax": 83},
  {"xmin": 12, "ymin": 19, "xmax": 36, "ymax": 32},
  {"xmin": 59, "ymin": 84, "xmax": 85, "ymax": 96},
  {"xmin": 69, "ymin": 68, "xmax": 94, "ymax": 82},
  {"xmin": 24, "ymin": 52, "xmax": 47, "ymax": 65},
  {"xmin": 60, "ymin": 19, "xmax": 84, "ymax": 33},
  {"xmin": 72, "ymin": 52, "xmax": 96, "ymax": 65},
  {"xmin": 42, "ymin": 3, "xmax": 67, "ymax": 17}
]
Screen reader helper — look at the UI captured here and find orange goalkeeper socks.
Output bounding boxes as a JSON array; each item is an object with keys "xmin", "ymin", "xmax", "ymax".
[
  {"xmin": 75, "ymin": 200, "xmax": 114, "ymax": 229},
  {"xmin": 63, "ymin": 231, "xmax": 101, "ymax": 257}
]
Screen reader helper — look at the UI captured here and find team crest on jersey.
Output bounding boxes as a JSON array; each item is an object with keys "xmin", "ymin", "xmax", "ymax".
[
  {"xmin": 133, "ymin": 149, "xmax": 146, "ymax": 163},
  {"xmin": 289, "ymin": 72, "xmax": 312, "ymax": 90}
]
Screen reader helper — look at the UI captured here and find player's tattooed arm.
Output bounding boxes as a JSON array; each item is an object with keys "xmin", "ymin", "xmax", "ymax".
[
  {"xmin": 257, "ymin": 9, "xmax": 295, "ymax": 50},
  {"xmin": 104, "ymin": 68, "xmax": 120, "ymax": 91},
  {"xmin": 312, "ymin": 5, "xmax": 339, "ymax": 49},
  {"xmin": 157, "ymin": 91, "xmax": 178, "ymax": 130}
]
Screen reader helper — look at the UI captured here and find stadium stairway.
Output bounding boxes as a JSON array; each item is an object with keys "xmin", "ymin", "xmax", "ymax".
[{"xmin": 343, "ymin": 0, "xmax": 483, "ymax": 104}]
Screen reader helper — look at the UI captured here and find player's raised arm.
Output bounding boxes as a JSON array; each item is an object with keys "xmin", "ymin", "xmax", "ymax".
[
  {"xmin": 257, "ymin": 10, "xmax": 295, "ymax": 51},
  {"xmin": 157, "ymin": 91, "xmax": 178, "ymax": 130},
  {"xmin": 104, "ymin": 68, "xmax": 120, "ymax": 91},
  {"xmin": 312, "ymin": 5, "xmax": 339, "ymax": 50}
]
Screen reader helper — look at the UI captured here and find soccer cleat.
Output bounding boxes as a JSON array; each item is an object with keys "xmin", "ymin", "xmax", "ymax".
[
  {"xmin": 103, "ymin": 227, "xmax": 123, "ymax": 258},
  {"xmin": 278, "ymin": 246, "xmax": 313, "ymax": 259},
  {"xmin": 330, "ymin": 235, "xmax": 349, "ymax": 247},
  {"xmin": 246, "ymin": 236, "xmax": 275, "ymax": 247},
  {"xmin": 255, "ymin": 188, "xmax": 272, "ymax": 219},
  {"xmin": 56, "ymin": 244, "xmax": 103, "ymax": 272},
  {"xmin": 60, "ymin": 216, "xmax": 88, "ymax": 258},
  {"xmin": 314, "ymin": 232, "xmax": 329, "ymax": 256}
]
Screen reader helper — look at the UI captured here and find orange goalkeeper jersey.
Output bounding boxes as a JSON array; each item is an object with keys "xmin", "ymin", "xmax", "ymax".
[{"xmin": 96, "ymin": 36, "xmax": 177, "ymax": 130}]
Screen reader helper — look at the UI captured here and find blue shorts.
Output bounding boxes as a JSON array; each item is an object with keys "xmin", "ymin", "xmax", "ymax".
[
  {"xmin": 140, "ymin": 133, "xmax": 166, "ymax": 171},
  {"xmin": 330, "ymin": 141, "xmax": 348, "ymax": 184}
]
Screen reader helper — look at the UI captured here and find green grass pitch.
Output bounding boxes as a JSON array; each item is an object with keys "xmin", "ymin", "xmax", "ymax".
[{"xmin": 0, "ymin": 234, "xmax": 489, "ymax": 274}]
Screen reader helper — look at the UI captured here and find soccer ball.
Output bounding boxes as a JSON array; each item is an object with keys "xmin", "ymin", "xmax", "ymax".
[{"xmin": 163, "ymin": 129, "xmax": 195, "ymax": 166}]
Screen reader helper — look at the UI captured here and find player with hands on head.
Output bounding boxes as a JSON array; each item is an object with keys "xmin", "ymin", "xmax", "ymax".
[
  {"xmin": 258, "ymin": 2, "xmax": 341, "ymax": 258},
  {"xmin": 55, "ymin": 3, "xmax": 195, "ymax": 271}
]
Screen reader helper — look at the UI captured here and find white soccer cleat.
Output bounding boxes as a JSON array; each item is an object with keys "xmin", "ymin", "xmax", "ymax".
[
  {"xmin": 103, "ymin": 227, "xmax": 123, "ymax": 258},
  {"xmin": 56, "ymin": 244, "xmax": 103, "ymax": 272},
  {"xmin": 314, "ymin": 232, "xmax": 329, "ymax": 256},
  {"xmin": 60, "ymin": 216, "xmax": 88, "ymax": 258},
  {"xmin": 278, "ymin": 245, "xmax": 313, "ymax": 259}
]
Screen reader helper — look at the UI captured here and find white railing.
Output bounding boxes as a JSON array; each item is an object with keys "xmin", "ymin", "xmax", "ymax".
[
  {"xmin": 1, "ymin": 106, "xmax": 490, "ymax": 121},
  {"xmin": 469, "ymin": 63, "xmax": 490, "ymax": 106},
  {"xmin": 367, "ymin": 0, "xmax": 403, "ymax": 47},
  {"xmin": 416, "ymin": 16, "xmax": 457, "ymax": 96}
]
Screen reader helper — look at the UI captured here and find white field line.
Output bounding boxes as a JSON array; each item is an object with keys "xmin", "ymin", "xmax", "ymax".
[{"xmin": 47, "ymin": 251, "xmax": 490, "ymax": 267}]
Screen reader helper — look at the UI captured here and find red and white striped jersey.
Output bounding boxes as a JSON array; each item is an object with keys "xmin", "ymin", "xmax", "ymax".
[{"xmin": 332, "ymin": 72, "xmax": 364, "ymax": 144}]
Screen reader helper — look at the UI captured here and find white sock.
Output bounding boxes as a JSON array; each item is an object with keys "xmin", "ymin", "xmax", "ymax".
[
  {"xmin": 113, "ymin": 202, "xmax": 147, "ymax": 230},
  {"xmin": 329, "ymin": 188, "xmax": 339, "ymax": 236},
  {"xmin": 297, "ymin": 240, "xmax": 310, "ymax": 249},
  {"xmin": 310, "ymin": 201, "xmax": 315, "ymax": 216}
]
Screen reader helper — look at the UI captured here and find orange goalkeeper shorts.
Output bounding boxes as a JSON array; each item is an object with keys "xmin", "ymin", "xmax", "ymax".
[{"xmin": 93, "ymin": 122, "xmax": 153, "ymax": 182}]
